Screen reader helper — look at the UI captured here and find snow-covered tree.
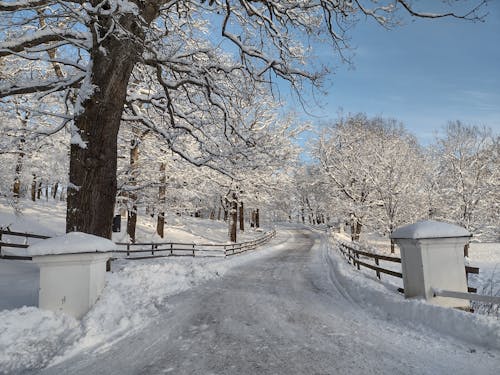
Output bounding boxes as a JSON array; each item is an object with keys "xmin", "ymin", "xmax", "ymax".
[
  {"xmin": 313, "ymin": 114, "xmax": 426, "ymax": 241},
  {"xmin": 0, "ymin": 1, "xmax": 486, "ymax": 237},
  {"xmin": 431, "ymin": 121, "xmax": 498, "ymax": 243},
  {"xmin": 364, "ymin": 119, "xmax": 426, "ymax": 248},
  {"xmin": 0, "ymin": 92, "xmax": 69, "ymax": 204}
]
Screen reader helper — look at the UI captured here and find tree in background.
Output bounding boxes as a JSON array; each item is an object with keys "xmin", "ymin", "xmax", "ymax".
[
  {"xmin": 431, "ymin": 121, "xmax": 499, "ymax": 246},
  {"xmin": 313, "ymin": 114, "xmax": 427, "ymax": 242},
  {"xmin": 365, "ymin": 119, "xmax": 426, "ymax": 251},
  {"xmin": 314, "ymin": 114, "xmax": 380, "ymax": 240}
]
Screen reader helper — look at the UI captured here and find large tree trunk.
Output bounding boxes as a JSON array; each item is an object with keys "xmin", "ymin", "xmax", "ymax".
[
  {"xmin": 66, "ymin": 31, "xmax": 142, "ymax": 238},
  {"xmin": 157, "ymin": 163, "xmax": 166, "ymax": 238}
]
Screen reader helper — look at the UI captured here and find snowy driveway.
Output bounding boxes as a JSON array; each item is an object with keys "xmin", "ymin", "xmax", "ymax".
[{"xmin": 37, "ymin": 229, "xmax": 499, "ymax": 374}]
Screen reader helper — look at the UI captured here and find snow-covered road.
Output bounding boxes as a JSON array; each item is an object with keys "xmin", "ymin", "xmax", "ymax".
[{"xmin": 35, "ymin": 229, "xmax": 499, "ymax": 374}]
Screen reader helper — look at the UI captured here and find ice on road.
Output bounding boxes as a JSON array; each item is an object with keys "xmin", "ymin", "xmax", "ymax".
[{"xmin": 37, "ymin": 229, "xmax": 499, "ymax": 374}]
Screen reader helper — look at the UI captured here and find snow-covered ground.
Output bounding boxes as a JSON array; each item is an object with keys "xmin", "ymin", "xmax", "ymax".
[
  {"xmin": 14, "ymin": 228, "xmax": 500, "ymax": 374},
  {"xmin": 0, "ymin": 198, "xmax": 261, "ymax": 246},
  {"xmin": 1, "ymin": 200, "xmax": 499, "ymax": 373}
]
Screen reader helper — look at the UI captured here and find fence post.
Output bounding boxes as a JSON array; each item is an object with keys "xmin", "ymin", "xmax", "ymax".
[
  {"xmin": 127, "ymin": 243, "xmax": 130, "ymax": 256},
  {"xmin": 375, "ymin": 257, "xmax": 381, "ymax": 280},
  {"xmin": 192, "ymin": 244, "xmax": 195, "ymax": 257},
  {"xmin": 170, "ymin": 243, "xmax": 173, "ymax": 255},
  {"xmin": 356, "ymin": 252, "xmax": 360, "ymax": 270}
]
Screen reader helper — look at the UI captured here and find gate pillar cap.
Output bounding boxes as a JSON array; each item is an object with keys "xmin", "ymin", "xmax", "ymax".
[
  {"xmin": 27, "ymin": 232, "xmax": 115, "ymax": 256},
  {"xmin": 391, "ymin": 220, "xmax": 471, "ymax": 240}
]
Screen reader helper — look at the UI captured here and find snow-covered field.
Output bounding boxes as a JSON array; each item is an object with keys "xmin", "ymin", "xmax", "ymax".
[{"xmin": 1, "ymin": 200, "xmax": 499, "ymax": 373}]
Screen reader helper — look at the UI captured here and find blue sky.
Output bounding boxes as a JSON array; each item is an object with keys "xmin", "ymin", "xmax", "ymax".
[{"xmin": 287, "ymin": 1, "xmax": 500, "ymax": 145}]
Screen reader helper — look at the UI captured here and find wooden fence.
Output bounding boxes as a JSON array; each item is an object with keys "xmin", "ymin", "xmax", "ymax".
[
  {"xmin": 114, "ymin": 230, "xmax": 276, "ymax": 259},
  {"xmin": 0, "ymin": 229, "xmax": 50, "ymax": 260},
  {"xmin": 337, "ymin": 240, "xmax": 479, "ymax": 294},
  {"xmin": 0, "ymin": 228, "xmax": 276, "ymax": 260}
]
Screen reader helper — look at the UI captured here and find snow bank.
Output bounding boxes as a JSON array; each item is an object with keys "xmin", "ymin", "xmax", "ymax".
[
  {"xmin": 325, "ymin": 238, "xmax": 500, "ymax": 350},
  {"xmin": 0, "ymin": 307, "xmax": 81, "ymax": 374},
  {"xmin": 26, "ymin": 232, "xmax": 116, "ymax": 256},
  {"xmin": 0, "ymin": 259, "xmax": 224, "ymax": 373}
]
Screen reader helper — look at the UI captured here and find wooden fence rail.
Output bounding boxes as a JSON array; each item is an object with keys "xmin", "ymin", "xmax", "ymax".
[
  {"xmin": 338, "ymin": 242, "xmax": 403, "ymax": 280},
  {"xmin": 337, "ymin": 240, "xmax": 479, "ymax": 294},
  {"xmin": 0, "ymin": 229, "xmax": 51, "ymax": 259},
  {"xmin": 114, "ymin": 230, "xmax": 276, "ymax": 259},
  {"xmin": 433, "ymin": 289, "xmax": 500, "ymax": 305},
  {"xmin": 0, "ymin": 229, "xmax": 276, "ymax": 260}
]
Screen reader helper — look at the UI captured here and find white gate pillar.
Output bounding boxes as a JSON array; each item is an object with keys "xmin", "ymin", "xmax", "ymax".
[
  {"xmin": 390, "ymin": 220, "xmax": 471, "ymax": 308},
  {"xmin": 28, "ymin": 232, "xmax": 114, "ymax": 319}
]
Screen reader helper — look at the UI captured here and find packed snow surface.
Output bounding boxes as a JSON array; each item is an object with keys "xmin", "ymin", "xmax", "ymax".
[
  {"xmin": 26, "ymin": 232, "xmax": 116, "ymax": 256},
  {"xmin": 391, "ymin": 220, "xmax": 471, "ymax": 239}
]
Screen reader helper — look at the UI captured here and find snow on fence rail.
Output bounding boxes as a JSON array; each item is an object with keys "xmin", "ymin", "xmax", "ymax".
[
  {"xmin": 0, "ymin": 228, "xmax": 276, "ymax": 260},
  {"xmin": 336, "ymin": 240, "xmax": 479, "ymax": 294}
]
